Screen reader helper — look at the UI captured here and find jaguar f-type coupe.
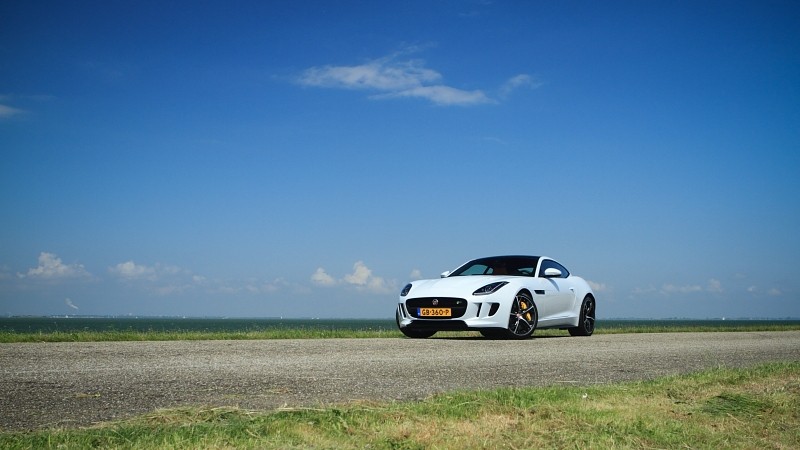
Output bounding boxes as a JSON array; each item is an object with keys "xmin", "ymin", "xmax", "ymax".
[{"xmin": 396, "ymin": 255, "xmax": 596, "ymax": 339}]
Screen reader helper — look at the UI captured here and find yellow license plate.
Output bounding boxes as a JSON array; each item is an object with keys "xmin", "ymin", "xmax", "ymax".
[{"xmin": 418, "ymin": 307, "xmax": 451, "ymax": 317}]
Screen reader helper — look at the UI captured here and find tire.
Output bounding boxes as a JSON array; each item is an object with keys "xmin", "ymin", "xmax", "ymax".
[
  {"xmin": 396, "ymin": 309, "xmax": 437, "ymax": 339},
  {"xmin": 479, "ymin": 329, "xmax": 504, "ymax": 339},
  {"xmin": 502, "ymin": 291, "xmax": 537, "ymax": 339},
  {"xmin": 399, "ymin": 328, "xmax": 437, "ymax": 339},
  {"xmin": 569, "ymin": 296, "xmax": 595, "ymax": 336}
]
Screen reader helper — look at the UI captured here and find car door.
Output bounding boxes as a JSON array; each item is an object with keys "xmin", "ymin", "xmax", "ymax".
[{"xmin": 537, "ymin": 260, "xmax": 576, "ymax": 319}]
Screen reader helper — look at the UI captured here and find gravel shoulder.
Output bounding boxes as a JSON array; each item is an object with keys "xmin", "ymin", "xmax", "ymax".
[{"xmin": 1, "ymin": 331, "xmax": 799, "ymax": 431}]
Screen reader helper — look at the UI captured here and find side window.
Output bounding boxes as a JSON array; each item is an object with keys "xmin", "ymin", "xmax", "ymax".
[
  {"xmin": 538, "ymin": 260, "xmax": 570, "ymax": 278},
  {"xmin": 537, "ymin": 260, "xmax": 552, "ymax": 277},
  {"xmin": 553, "ymin": 261, "xmax": 570, "ymax": 278}
]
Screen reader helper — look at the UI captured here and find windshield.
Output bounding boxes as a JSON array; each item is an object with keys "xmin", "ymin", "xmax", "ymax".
[{"xmin": 449, "ymin": 256, "xmax": 539, "ymax": 277}]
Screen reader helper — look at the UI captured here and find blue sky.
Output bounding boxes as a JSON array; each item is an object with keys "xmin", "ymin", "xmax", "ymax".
[{"xmin": 1, "ymin": 1, "xmax": 798, "ymax": 319}]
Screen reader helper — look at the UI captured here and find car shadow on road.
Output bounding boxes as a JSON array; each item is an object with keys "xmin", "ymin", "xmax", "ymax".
[{"xmin": 427, "ymin": 335, "xmax": 572, "ymax": 341}]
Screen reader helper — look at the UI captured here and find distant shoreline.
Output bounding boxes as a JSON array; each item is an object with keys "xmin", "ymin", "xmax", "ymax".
[
  {"xmin": 2, "ymin": 317, "xmax": 800, "ymax": 344},
  {"xmin": 4, "ymin": 315, "xmax": 799, "ymax": 320}
]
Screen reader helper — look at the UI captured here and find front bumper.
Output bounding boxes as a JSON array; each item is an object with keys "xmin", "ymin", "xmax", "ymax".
[{"xmin": 397, "ymin": 296, "xmax": 509, "ymax": 330}]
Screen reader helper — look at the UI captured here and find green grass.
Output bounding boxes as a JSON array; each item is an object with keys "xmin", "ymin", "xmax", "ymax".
[
  {"xmin": 2, "ymin": 362, "xmax": 797, "ymax": 449},
  {"xmin": 0, "ymin": 327, "xmax": 402, "ymax": 343},
  {"xmin": 1, "ymin": 321, "xmax": 799, "ymax": 343}
]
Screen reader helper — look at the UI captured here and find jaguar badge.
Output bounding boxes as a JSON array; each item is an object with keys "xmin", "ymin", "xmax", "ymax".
[{"xmin": 432, "ymin": 298, "xmax": 439, "ymax": 306}]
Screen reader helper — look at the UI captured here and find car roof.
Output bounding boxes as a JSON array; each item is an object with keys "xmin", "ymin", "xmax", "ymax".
[{"xmin": 469, "ymin": 255, "xmax": 548, "ymax": 262}]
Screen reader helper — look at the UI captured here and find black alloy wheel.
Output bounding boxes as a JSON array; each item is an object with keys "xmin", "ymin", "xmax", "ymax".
[
  {"xmin": 504, "ymin": 291, "xmax": 537, "ymax": 339},
  {"xmin": 568, "ymin": 296, "xmax": 595, "ymax": 336}
]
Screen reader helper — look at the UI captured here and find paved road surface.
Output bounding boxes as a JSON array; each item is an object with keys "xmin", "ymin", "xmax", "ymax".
[{"xmin": 1, "ymin": 331, "xmax": 798, "ymax": 431}]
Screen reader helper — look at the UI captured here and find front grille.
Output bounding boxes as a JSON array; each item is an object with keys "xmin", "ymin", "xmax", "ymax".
[{"xmin": 405, "ymin": 297, "xmax": 467, "ymax": 318}]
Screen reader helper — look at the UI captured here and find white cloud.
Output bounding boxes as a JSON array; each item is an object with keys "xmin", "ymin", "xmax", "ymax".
[
  {"xmin": 310, "ymin": 261, "xmax": 395, "ymax": 294},
  {"xmin": 311, "ymin": 267, "xmax": 336, "ymax": 286},
  {"xmin": 297, "ymin": 50, "xmax": 526, "ymax": 106},
  {"xmin": 768, "ymin": 288, "xmax": 782, "ymax": 296},
  {"xmin": 345, "ymin": 261, "xmax": 393, "ymax": 293},
  {"xmin": 299, "ymin": 58, "xmax": 441, "ymax": 91},
  {"xmin": 344, "ymin": 261, "xmax": 372, "ymax": 286},
  {"xmin": 110, "ymin": 261, "xmax": 157, "ymax": 280},
  {"xmin": 20, "ymin": 252, "xmax": 92, "ymax": 280},
  {"xmin": 109, "ymin": 261, "xmax": 191, "ymax": 280},
  {"xmin": 409, "ymin": 269, "xmax": 422, "ymax": 280},
  {"xmin": 374, "ymin": 85, "xmax": 491, "ymax": 106}
]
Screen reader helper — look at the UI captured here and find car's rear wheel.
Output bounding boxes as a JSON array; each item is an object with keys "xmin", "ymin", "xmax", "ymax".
[
  {"xmin": 568, "ymin": 296, "xmax": 595, "ymax": 336},
  {"xmin": 503, "ymin": 291, "xmax": 537, "ymax": 339},
  {"xmin": 396, "ymin": 309, "xmax": 437, "ymax": 338}
]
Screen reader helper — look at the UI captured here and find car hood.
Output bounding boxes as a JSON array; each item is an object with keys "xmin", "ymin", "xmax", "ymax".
[{"xmin": 405, "ymin": 276, "xmax": 517, "ymax": 298}]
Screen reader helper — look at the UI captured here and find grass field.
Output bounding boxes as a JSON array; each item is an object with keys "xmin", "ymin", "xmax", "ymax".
[
  {"xmin": 1, "ymin": 362, "xmax": 797, "ymax": 449},
  {"xmin": 1, "ymin": 319, "xmax": 799, "ymax": 343}
]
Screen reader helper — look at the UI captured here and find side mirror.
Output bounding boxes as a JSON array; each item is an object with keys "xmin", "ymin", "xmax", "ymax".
[
  {"xmin": 543, "ymin": 268, "xmax": 562, "ymax": 278},
  {"xmin": 440, "ymin": 271, "xmax": 451, "ymax": 278}
]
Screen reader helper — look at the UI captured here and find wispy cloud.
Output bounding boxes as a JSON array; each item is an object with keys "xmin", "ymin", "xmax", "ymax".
[
  {"xmin": 373, "ymin": 85, "xmax": 490, "ymax": 106},
  {"xmin": 632, "ymin": 279, "xmax": 725, "ymax": 297},
  {"xmin": 0, "ymin": 94, "xmax": 55, "ymax": 119},
  {"xmin": 660, "ymin": 279, "xmax": 723, "ymax": 295},
  {"xmin": 747, "ymin": 285, "xmax": 783, "ymax": 296},
  {"xmin": 109, "ymin": 261, "xmax": 200, "ymax": 295},
  {"xmin": 108, "ymin": 260, "xmax": 308, "ymax": 297},
  {"xmin": 18, "ymin": 252, "xmax": 92, "ymax": 280},
  {"xmin": 587, "ymin": 280, "xmax": 608, "ymax": 292},
  {"xmin": 0, "ymin": 103, "xmax": 26, "ymax": 119},
  {"xmin": 499, "ymin": 74, "xmax": 541, "ymax": 99},
  {"xmin": 299, "ymin": 57, "xmax": 441, "ymax": 91},
  {"xmin": 296, "ymin": 50, "xmax": 533, "ymax": 106}
]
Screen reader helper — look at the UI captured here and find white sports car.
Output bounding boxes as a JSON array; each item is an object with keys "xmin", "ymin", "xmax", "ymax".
[{"xmin": 396, "ymin": 255, "xmax": 596, "ymax": 339}]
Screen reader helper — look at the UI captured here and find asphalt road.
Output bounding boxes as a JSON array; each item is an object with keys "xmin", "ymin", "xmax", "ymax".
[{"xmin": 1, "ymin": 331, "xmax": 799, "ymax": 431}]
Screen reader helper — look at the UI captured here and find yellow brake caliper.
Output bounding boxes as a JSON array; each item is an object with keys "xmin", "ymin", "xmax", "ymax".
[{"xmin": 520, "ymin": 300, "xmax": 531, "ymax": 322}]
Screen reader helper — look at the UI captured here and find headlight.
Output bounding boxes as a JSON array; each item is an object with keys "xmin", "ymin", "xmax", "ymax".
[
  {"xmin": 473, "ymin": 281, "xmax": 508, "ymax": 296},
  {"xmin": 400, "ymin": 283, "xmax": 412, "ymax": 296}
]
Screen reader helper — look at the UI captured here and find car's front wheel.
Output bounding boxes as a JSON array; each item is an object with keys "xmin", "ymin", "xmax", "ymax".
[
  {"xmin": 399, "ymin": 328, "xmax": 437, "ymax": 338},
  {"xmin": 503, "ymin": 291, "xmax": 537, "ymax": 339},
  {"xmin": 396, "ymin": 309, "xmax": 437, "ymax": 338},
  {"xmin": 568, "ymin": 296, "xmax": 595, "ymax": 336}
]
